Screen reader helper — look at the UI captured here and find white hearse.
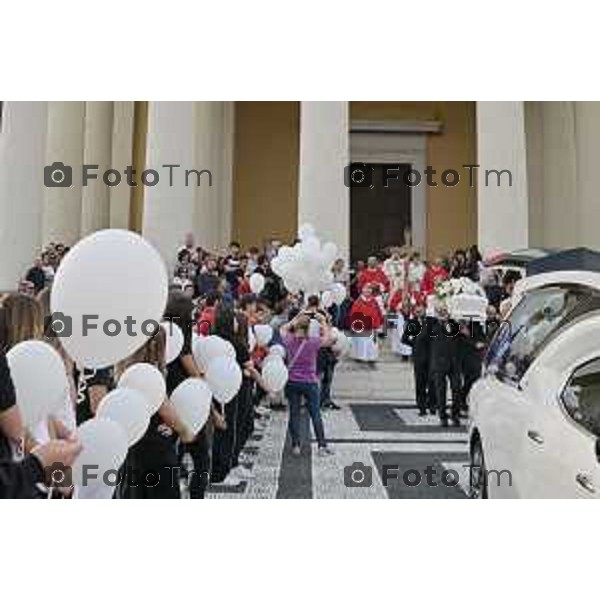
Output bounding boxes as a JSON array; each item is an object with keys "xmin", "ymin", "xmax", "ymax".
[{"xmin": 469, "ymin": 256, "xmax": 600, "ymax": 498}]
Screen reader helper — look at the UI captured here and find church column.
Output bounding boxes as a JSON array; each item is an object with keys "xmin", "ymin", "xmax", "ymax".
[
  {"xmin": 298, "ymin": 101, "xmax": 350, "ymax": 260},
  {"xmin": 142, "ymin": 101, "xmax": 195, "ymax": 272},
  {"xmin": 476, "ymin": 101, "xmax": 529, "ymax": 255},
  {"xmin": 43, "ymin": 101, "xmax": 86, "ymax": 245},
  {"xmin": 80, "ymin": 101, "xmax": 114, "ymax": 236},
  {"xmin": 0, "ymin": 102, "xmax": 48, "ymax": 290}
]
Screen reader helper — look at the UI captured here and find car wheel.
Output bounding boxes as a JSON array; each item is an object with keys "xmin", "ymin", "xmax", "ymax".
[{"xmin": 469, "ymin": 436, "xmax": 488, "ymax": 499}]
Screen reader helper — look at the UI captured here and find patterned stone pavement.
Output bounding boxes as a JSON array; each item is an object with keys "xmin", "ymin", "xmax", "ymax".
[{"xmin": 207, "ymin": 346, "xmax": 470, "ymax": 499}]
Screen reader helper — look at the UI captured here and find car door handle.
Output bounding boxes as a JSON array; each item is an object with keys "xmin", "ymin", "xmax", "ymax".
[
  {"xmin": 576, "ymin": 472, "xmax": 596, "ymax": 494},
  {"xmin": 527, "ymin": 430, "xmax": 544, "ymax": 445}
]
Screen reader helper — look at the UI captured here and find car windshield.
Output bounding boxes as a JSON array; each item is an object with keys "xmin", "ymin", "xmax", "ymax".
[{"xmin": 486, "ymin": 285, "xmax": 594, "ymax": 384}]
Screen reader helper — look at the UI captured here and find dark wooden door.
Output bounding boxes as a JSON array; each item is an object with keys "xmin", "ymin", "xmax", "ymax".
[{"xmin": 350, "ymin": 163, "xmax": 411, "ymax": 263}]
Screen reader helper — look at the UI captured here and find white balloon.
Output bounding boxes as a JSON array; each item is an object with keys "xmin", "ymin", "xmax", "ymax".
[
  {"xmin": 321, "ymin": 290, "xmax": 334, "ymax": 308},
  {"xmin": 73, "ymin": 418, "xmax": 128, "ymax": 487},
  {"xmin": 118, "ymin": 362, "xmax": 166, "ymax": 414},
  {"xmin": 205, "ymin": 356, "xmax": 242, "ymax": 404},
  {"xmin": 6, "ymin": 341, "xmax": 69, "ymax": 430},
  {"xmin": 301, "ymin": 236, "xmax": 321, "ymax": 261},
  {"xmin": 254, "ymin": 324, "xmax": 273, "ymax": 347},
  {"xmin": 268, "ymin": 344, "xmax": 286, "ymax": 359},
  {"xmin": 161, "ymin": 321, "xmax": 184, "ymax": 364},
  {"xmin": 332, "ymin": 283, "xmax": 347, "ymax": 305},
  {"xmin": 298, "ymin": 223, "xmax": 316, "ymax": 241},
  {"xmin": 249, "ymin": 272, "xmax": 265, "ymax": 294},
  {"xmin": 170, "ymin": 378, "xmax": 212, "ymax": 436},
  {"xmin": 262, "ymin": 357, "xmax": 288, "ymax": 392},
  {"xmin": 192, "ymin": 335, "xmax": 236, "ymax": 371},
  {"xmin": 277, "ymin": 246, "xmax": 294, "ymax": 260},
  {"xmin": 51, "ymin": 229, "xmax": 168, "ymax": 369},
  {"xmin": 96, "ymin": 388, "xmax": 150, "ymax": 446}
]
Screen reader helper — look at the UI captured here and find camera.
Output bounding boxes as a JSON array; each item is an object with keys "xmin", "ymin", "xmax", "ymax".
[
  {"xmin": 344, "ymin": 311, "xmax": 373, "ymax": 337},
  {"xmin": 344, "ymin": 162, "xmax": 373, "ymax": 188},
  {"xmin": 49, "ymin": 311, "xmax": 72, "ymax": 337},
  {"xmin": 45, "ymin": 462, "xmax": 73, "ymax": 487},
  {"xmin": 44, "ymin": 162, "xmax": 73, "ymax": 187},
  {"xmin": 344, "ymin": 462, "xmax": 373, "ymax": 487}
]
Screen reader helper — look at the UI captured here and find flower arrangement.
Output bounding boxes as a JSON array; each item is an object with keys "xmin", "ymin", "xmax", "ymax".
[{"xmin": 433, "ymin": 277, "xmax": 488, "ymax": 320}]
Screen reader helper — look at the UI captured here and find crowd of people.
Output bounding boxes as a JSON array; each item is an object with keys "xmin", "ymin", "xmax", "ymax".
[{"xmin": 1, "ymin": 232, "xmax": 521, "ymax": 498}]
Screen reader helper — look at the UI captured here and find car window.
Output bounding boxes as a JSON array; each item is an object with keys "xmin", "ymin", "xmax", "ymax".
[
  {"xmin": 485, "ymin": 286, "xmax": 587, "ymax": 384},
  {"xmin": 562, "ymin": 358, "xmax": 600, "ymax": 437}
]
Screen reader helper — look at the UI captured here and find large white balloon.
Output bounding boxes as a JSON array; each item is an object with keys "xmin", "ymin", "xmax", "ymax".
[
  {"xmin": 170, "ymin": 378, "xmax": 212, "ymax": 436},
  {"xmin": 6, "ymin": 341, "xmax": 69, "ymax": 430},
  {"xmin": 73, "ymin": 418, "xmax": 129, "ymax": 487},
  {"xmin": 253, "ymin": 324, "xmax": 273, "ymax": 347},
  {"xmin": 50, "ymin": 229, "xmax": 168, "ymax": 369},
  {"xmin": 262, "ymin": 357, "xmax": 288, "ymax": 392},
  {"xmin": 96, "ymin": 388, "xmax": 150, "ymax": 446},
  {"xmin": 161, "ymin": 321, "xmax": 184, "ymax": 364},
  {"xmin": 117, "ymin": 362, "xmax": 166, "ymax": 414},
  {"xmin": 205, "ymin": 356, "xmax": 242, "ymax": 404},
  {"xmin": 249, "ymin": 272, "xmax": 265, "ymax": 295},
  {"xmin": 248, "ymin": 328, "xmax": 257, "ymax": 353},
  {"xmin": 192, "ymin": 335, "xmax": 236, "ymax": 372}
]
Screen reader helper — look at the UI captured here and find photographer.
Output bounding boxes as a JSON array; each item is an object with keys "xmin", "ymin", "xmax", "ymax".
[{"xmin": 280, "ymin": 310, "xmax": 334, "ymax": 457}]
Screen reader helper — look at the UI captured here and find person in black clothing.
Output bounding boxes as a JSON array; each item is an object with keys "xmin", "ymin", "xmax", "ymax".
[
  {"xmin": 457, "ymin": 319, "xmax": 486, "ymax": 414},
  {"xmin": 401, "ymin": 304, "xmax": 434, "ymax": 416},
  {"xmin": 428, "ymin": 308, "xmax": 462, "ymax": 427},
  {"xmin": 117, "ymin": 328, "xmax": 191, "ymax": 499},
  {"xmin": 165, "ymin": 291, "xmax": 213, "ymax": 498}
]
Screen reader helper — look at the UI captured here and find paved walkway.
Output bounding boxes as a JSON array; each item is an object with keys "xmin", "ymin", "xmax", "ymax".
[{"xmin": 207, "ymin": 346, "xmax": 470, "ymax": 499}]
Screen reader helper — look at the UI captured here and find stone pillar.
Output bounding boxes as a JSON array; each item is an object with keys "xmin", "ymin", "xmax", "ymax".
[
  {"xmin": 109, "ymin": 101, "xmax": 135, "ymax": 229},
  {"xmin": 80, "ymin": 101, "xmax": 114, "ymax": 236},
  {"xmin": 0, "ymin": 102, "xmax": 48, "ymax": 290},
  {"xmin": 477, "ymin": 101, "xmax": 529, "ymax": 256},
  {"xmin": 194, "ymin": 102, "xmax": 221, "ymax": 252},
  {"xmin": 43, "ymin": 101, "xmax": 85, "ymax": 245},
  {"xmin": 298, "ymin": 101, "xmax": 350, "ymax": 260},
  {"xmin": 142, "ymin": 101, "xmax": 195, "ymax": 272}
]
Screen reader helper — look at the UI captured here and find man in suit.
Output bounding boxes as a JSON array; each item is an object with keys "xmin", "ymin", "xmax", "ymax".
[
  {"xmin": 402, "ymin": 303, "xmax": 434, "ymax": 416},
  {"xmin": 428, "ymin": 306, "xmax": 462, "ymax": 427}
]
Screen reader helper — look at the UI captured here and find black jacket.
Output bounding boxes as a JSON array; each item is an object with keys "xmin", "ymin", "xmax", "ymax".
[
  {"xmin": 428, "ymin": 318, "xmax": 461, "ymax": 372},
  {"xmin": 401, "ymin": 316, "xmax": 433, "ymax": 366}
]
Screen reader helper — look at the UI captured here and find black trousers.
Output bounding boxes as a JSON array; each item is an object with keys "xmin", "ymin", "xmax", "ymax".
[
  {"xmin": 413, "ymin": 361, "xmax": 430, "ymax": 412},
  {"xmin": 182, "ymin": 423, "xmax": 213, "ymax": 498},
  {"xmin": 431, "ymin": 369, "xmax": 462, "ymax": 420}
]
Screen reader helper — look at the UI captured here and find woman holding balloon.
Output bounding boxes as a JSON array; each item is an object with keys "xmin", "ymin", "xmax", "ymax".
[{"xmin": 116, "ymin": 327, "xmax": 192, "ymax": 499}]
